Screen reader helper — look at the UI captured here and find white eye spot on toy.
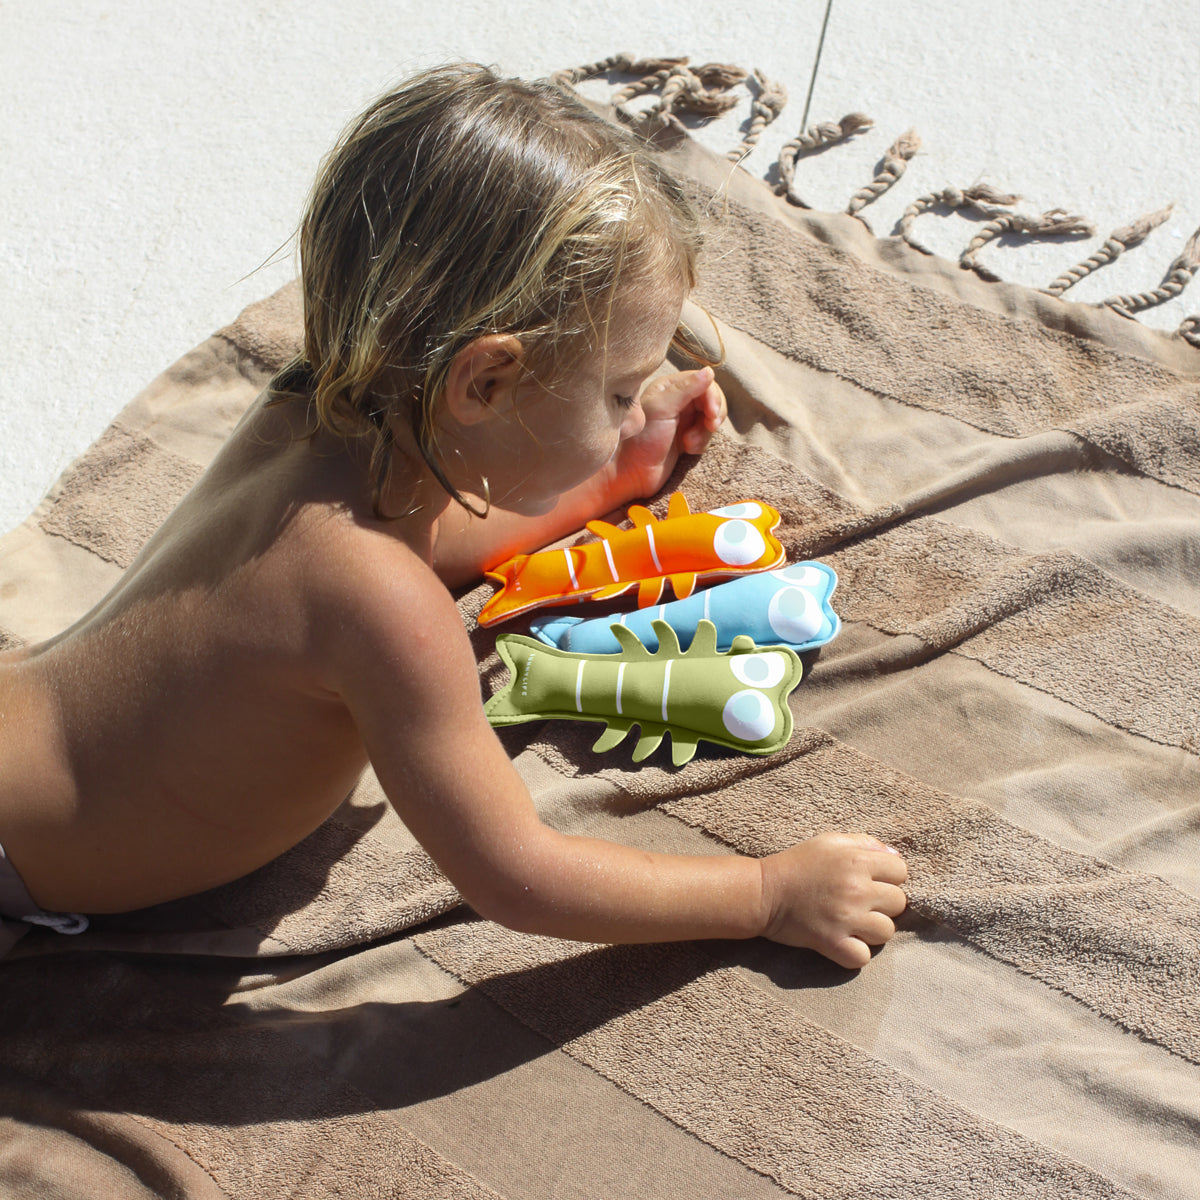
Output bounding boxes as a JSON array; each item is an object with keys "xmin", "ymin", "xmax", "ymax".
[
  {"xmin": 708, "ymin": 502, "xmax": 764, "ymax": 520},
  {"xmin": 730, "ymin": 651, "xmax": 788, "ymax": 689},
  {"xmin": 722, "ymin": 688, "xmax": 777, "ymax": 742},
  {"xmin": 713, "ymin": 519, "xmax": 766, "ymax": 566},
  {"xmin": 771, "ymin": 563, "xmax": 824, "ymax": 587},
  {"xmin": 767, "ymin": 585, "xmax": 822, "ymax": 643}
]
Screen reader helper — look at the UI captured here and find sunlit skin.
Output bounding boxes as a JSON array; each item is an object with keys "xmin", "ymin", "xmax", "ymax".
[{"xmin": 0, "ymin": 278, "xmax": 906, "ymax": 969}]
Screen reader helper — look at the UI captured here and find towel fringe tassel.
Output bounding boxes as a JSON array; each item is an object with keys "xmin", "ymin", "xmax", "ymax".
[
  {"xmin": 619, "ymin": 63, "xmax": 747, "ymax": 135},
  {"xmin": 846, "ymin": 129, "xmax": 921, "ymax": 227},
  {"xmin": 553, "ymin": 53, "xmax": 1197, "ymax": 332},
  {"xmin": 960, "ymin": 209, "xmax": 1095, "ymax": 280},
  {"xmin": 1042, "ymin": 204, "xmax": 1175, "ymax": 296},
  {"xmin": 727, "ymin": 70, "xmax": 788, "ymax": 163},
  {"xmin": 552, "ymin": 54, "xmax": 688, "ymax": 89},
  {"xmin": 774, "ymin": 113, "xmax": 872, "ymax": 207},
  {"xmin": 897, "ymin": 184, "xmax": 1022, "ymax": 255},
  {"xmin": 1102, "ymin": 224, "xmax": 1200, "ymax": 316}
]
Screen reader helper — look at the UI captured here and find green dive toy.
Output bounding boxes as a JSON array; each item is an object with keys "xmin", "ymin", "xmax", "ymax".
[{"xmin": 485, "ymin": 619, "xmax": 803, "ymax": 766}]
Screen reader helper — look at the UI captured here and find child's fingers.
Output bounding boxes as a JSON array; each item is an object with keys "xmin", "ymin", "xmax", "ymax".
[
  {"xmin": 681, "ymin": 407, "xmax": 715, "ymax": 454},
  {"xmin": 684, "ymin": 384, "xmax": 725, "ymax": 449},
  {"xmin": 642, "ymin": 366, "xmax": 714, "ymax": 416},
  {"xmin": 829, "ymin": 909, "xmax": 899, "ymax": 969},
  {"xmin": 682, "ymin": 364, "xmax": 714, "ymax": 399},
  {"xmin": 845, "ymin": 833, "xmax": 909, "ymax": 883},
  {"xmin": 848, "ymin": 832, "xmax": 893, "ymax": 850},
  {"xmin": 873, "ymin": 881, "xmax": 909, "ymax": 918},
  {"xmin": 828, "ymin": 935, "xmax": 873, "ymax": 971},
  {"xmin": 678, "ymin": 380, "xmax": 726, "ymax": 454},
  {"xmin": 702, "ymin": 379, "xmax": 728, "ymax": 430},
  {"xmin": 871, "ymin": 853, "xmax": 908, "ymax": 887},
  {"xmin": 857, "ymin": 911, "xmax": 898, "ymax": 945}
]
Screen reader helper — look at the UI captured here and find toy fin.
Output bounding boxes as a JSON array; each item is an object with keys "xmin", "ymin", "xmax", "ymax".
[
  {"xmin": 649, "ymin": 618, "xmax": 682, "ymax": 658},
  {"xmin": 669, "ymin": 572, "xmax": 697, "ymax": 601},
  {"xmin": 670, "ymin": 731, "xmax": 700, "ymax": 767},
  {"xmin": 586, "ymin": 519, "xmax": 625, "ymax": 539},
  {"xmin": 627, "ymin": 504, "xmax": 656, "ymax": 528},
  {"xmin": 637, "ymin": 576, "xmax": 666, "ymax": 607},
  {"xmin": 667, "ymin": 491, "xmax": 692, "ymax": 520},
  {"xmin": 688, "ymin": 619, "xmax": 719, "ymax": 657},
  {"xmin": 592, "ymin": 721, "xmax": 632, "ymax": 753},
  {"xmin": 592, "ymin": 581, "xmax": 635, "ymax": 602},
  {"xmin": 632, "ymin": 726, "xmax": 665, "ymax": 762},
  {"xmin": 611, "ymin": 622, "xmax": 655, "ymax": 660},
  {"xmin": 730, "ymin": 634, "xmax": 757, "ymax": 654}
]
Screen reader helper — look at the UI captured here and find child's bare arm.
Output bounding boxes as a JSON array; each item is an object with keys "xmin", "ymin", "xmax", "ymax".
[
  {"xmin": 433, "ymin": 366, "xmax": 725, "ymax": 588},
  {"xmin": 323, "ymin": 556, "xmax": 906, "ymax": 959},
  {"xmin": 329, "ymin": 563, "xmax": 765, "ymax": 941}
]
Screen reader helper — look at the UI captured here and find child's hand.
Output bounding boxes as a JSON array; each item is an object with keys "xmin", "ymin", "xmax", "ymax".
[
  {"xmin": 759, "ymin": 833, "xmax": 909, "ymax": 969},
  {"xmin": 611, "ymin": 366, "xmax": 727, "ymax": 500}
]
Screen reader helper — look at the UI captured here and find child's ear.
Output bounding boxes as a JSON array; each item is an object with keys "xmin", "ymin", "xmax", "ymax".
[{"xmin": 443, "ymin": 334, "xmax": 525, "ymax": 426}]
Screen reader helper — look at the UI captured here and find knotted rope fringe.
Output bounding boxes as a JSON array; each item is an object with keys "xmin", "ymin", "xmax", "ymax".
[
  {"xmin": 727, "ymin": 70, "xmax": 788, "ymax": 163},
  {"xmin": 846, "ymin": 129, "xmax": 921, "ymax": 221},
  {"xmin": 555, "ymin": 55, "xmax": 751, "ymax": 144},
  {"xmin": 1102, "ymin": 224, "xmax": 1200, "ymax": 316},
  {"xmin": 555, "ymin": 52, "xmax": 1195, "ymax": 335},
  {"xmin": 612, "ymin": 65, "xmax": 682, "ymax": 105},
  {"xmin": 776, "ymin": 113, "xmax": 872, "ymax": 208},
  {"xmin": 897, "ymin": 184, "xmax": 1022, "ymax": 255},
  {"xmin": 552, "ymin": 53, "xmax": 687, "ymax": 90},
  {"xmin": 960, "ymin": 209, "xmax": 1096, "ymax": 280},
  {"xmin": 619, "ymin": 62, "xmax": 747, "ymax": 134},
  {"xmin": 1042, "ymin": 204, "xmax": 1175, "ymax": 296}
]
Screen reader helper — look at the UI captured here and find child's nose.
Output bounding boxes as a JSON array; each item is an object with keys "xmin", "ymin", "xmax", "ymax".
[{"xmin": 620, "ymin": 402, "xmax": 646, "ymax": 440}]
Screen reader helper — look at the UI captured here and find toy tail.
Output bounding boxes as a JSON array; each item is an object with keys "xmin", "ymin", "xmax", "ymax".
[
  {"xmin": 528, "ymin": 614, "xmax": 585, "ymax": 648},
  {"xmin": 478, "ymin": 555, "xmax": 531, "ymax": 626},
  {"xmin": 483, "ymin": 637, "xmax": 543, "ymax": 725}
]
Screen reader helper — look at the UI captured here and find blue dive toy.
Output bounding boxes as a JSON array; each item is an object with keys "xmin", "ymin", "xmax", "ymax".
[{"xmin": 528, "ymin": 562, "xmax": 840, "ymax": 655}]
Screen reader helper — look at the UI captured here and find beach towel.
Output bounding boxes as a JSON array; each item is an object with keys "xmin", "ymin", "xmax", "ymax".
[{"xmin": 1, "ymin": 63, "xmax": 1198, "ymax": 1199}]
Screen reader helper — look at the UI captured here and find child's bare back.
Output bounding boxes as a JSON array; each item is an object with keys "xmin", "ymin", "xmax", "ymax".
[
  {"xmin": 0, "ymin": 63, "xmax": 907, "ymax": 967},
  {"xmin": 0, "ymin": 399, "xmax": 399, "ymax": 911}
]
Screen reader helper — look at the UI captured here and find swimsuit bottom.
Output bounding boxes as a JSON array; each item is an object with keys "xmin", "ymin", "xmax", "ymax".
[{"xmin": 0, "ymin": 839, "xmax": 88, "ymax": 957}]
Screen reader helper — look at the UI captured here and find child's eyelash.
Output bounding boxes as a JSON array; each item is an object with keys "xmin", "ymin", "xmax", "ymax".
[{"xmin": 614, "ymin": 394, "xmax": 636, "ymax": 410}]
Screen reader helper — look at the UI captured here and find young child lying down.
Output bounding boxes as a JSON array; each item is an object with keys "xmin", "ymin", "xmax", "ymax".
[{"xmin": 0, "ymin": 64, "xmax": 906, "ymax": 967}]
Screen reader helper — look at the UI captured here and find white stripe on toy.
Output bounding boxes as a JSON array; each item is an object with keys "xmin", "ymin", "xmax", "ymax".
[
  {"xmin": 602, "ymin": 539, "xmax": 619, "ymax": 582},
  {"xmin": 646, "ymin": 526, "xmax": 662, "ymax": 572}
]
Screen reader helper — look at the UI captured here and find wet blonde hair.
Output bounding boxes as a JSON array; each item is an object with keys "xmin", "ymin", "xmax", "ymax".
[{"xmin": 270, "ymin": 62, "xmax": 704, "ymax": 516}]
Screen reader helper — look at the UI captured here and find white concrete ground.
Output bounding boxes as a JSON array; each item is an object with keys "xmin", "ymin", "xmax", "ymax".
[{"xmin": 2, "ymin": 0, "xmax": 1197, "ymax": 533}]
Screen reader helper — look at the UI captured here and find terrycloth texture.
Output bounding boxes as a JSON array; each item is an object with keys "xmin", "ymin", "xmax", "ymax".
[{"xmin": 2, "ymin": 128, "xmax": 1200, "ymax": 1199}]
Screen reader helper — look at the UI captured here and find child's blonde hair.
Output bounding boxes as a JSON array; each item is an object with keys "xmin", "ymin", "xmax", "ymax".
[{"xmin": 270, "ymin": 62, "xmax": 704, "ymax": 516}]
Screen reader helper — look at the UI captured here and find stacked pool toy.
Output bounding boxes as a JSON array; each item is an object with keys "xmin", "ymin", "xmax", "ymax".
[{"xmin": 481, "ymin": 493, "xmax": 840, "ymax": 764}]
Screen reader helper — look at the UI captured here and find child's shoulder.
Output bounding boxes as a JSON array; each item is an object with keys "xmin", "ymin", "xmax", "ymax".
[
  {"xmin": 303, "ymin": 506, "xmax": 452, "ymax": 638},
  {"xmin": 300, "ymin": 505, "xmax": 489, "ymax": 746},
  {"xmin": 140, "ymin": 394, "xmax": 458, "ymax": 657},
  {"xmin": 271, "ymin": 462, "xmax": 465, "ymax": 670}
]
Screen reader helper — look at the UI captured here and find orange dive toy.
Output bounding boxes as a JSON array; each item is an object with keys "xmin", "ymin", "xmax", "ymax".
[{"xmin": 478, "ymin": 492, "xmax": 785, "ymax": 626}]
